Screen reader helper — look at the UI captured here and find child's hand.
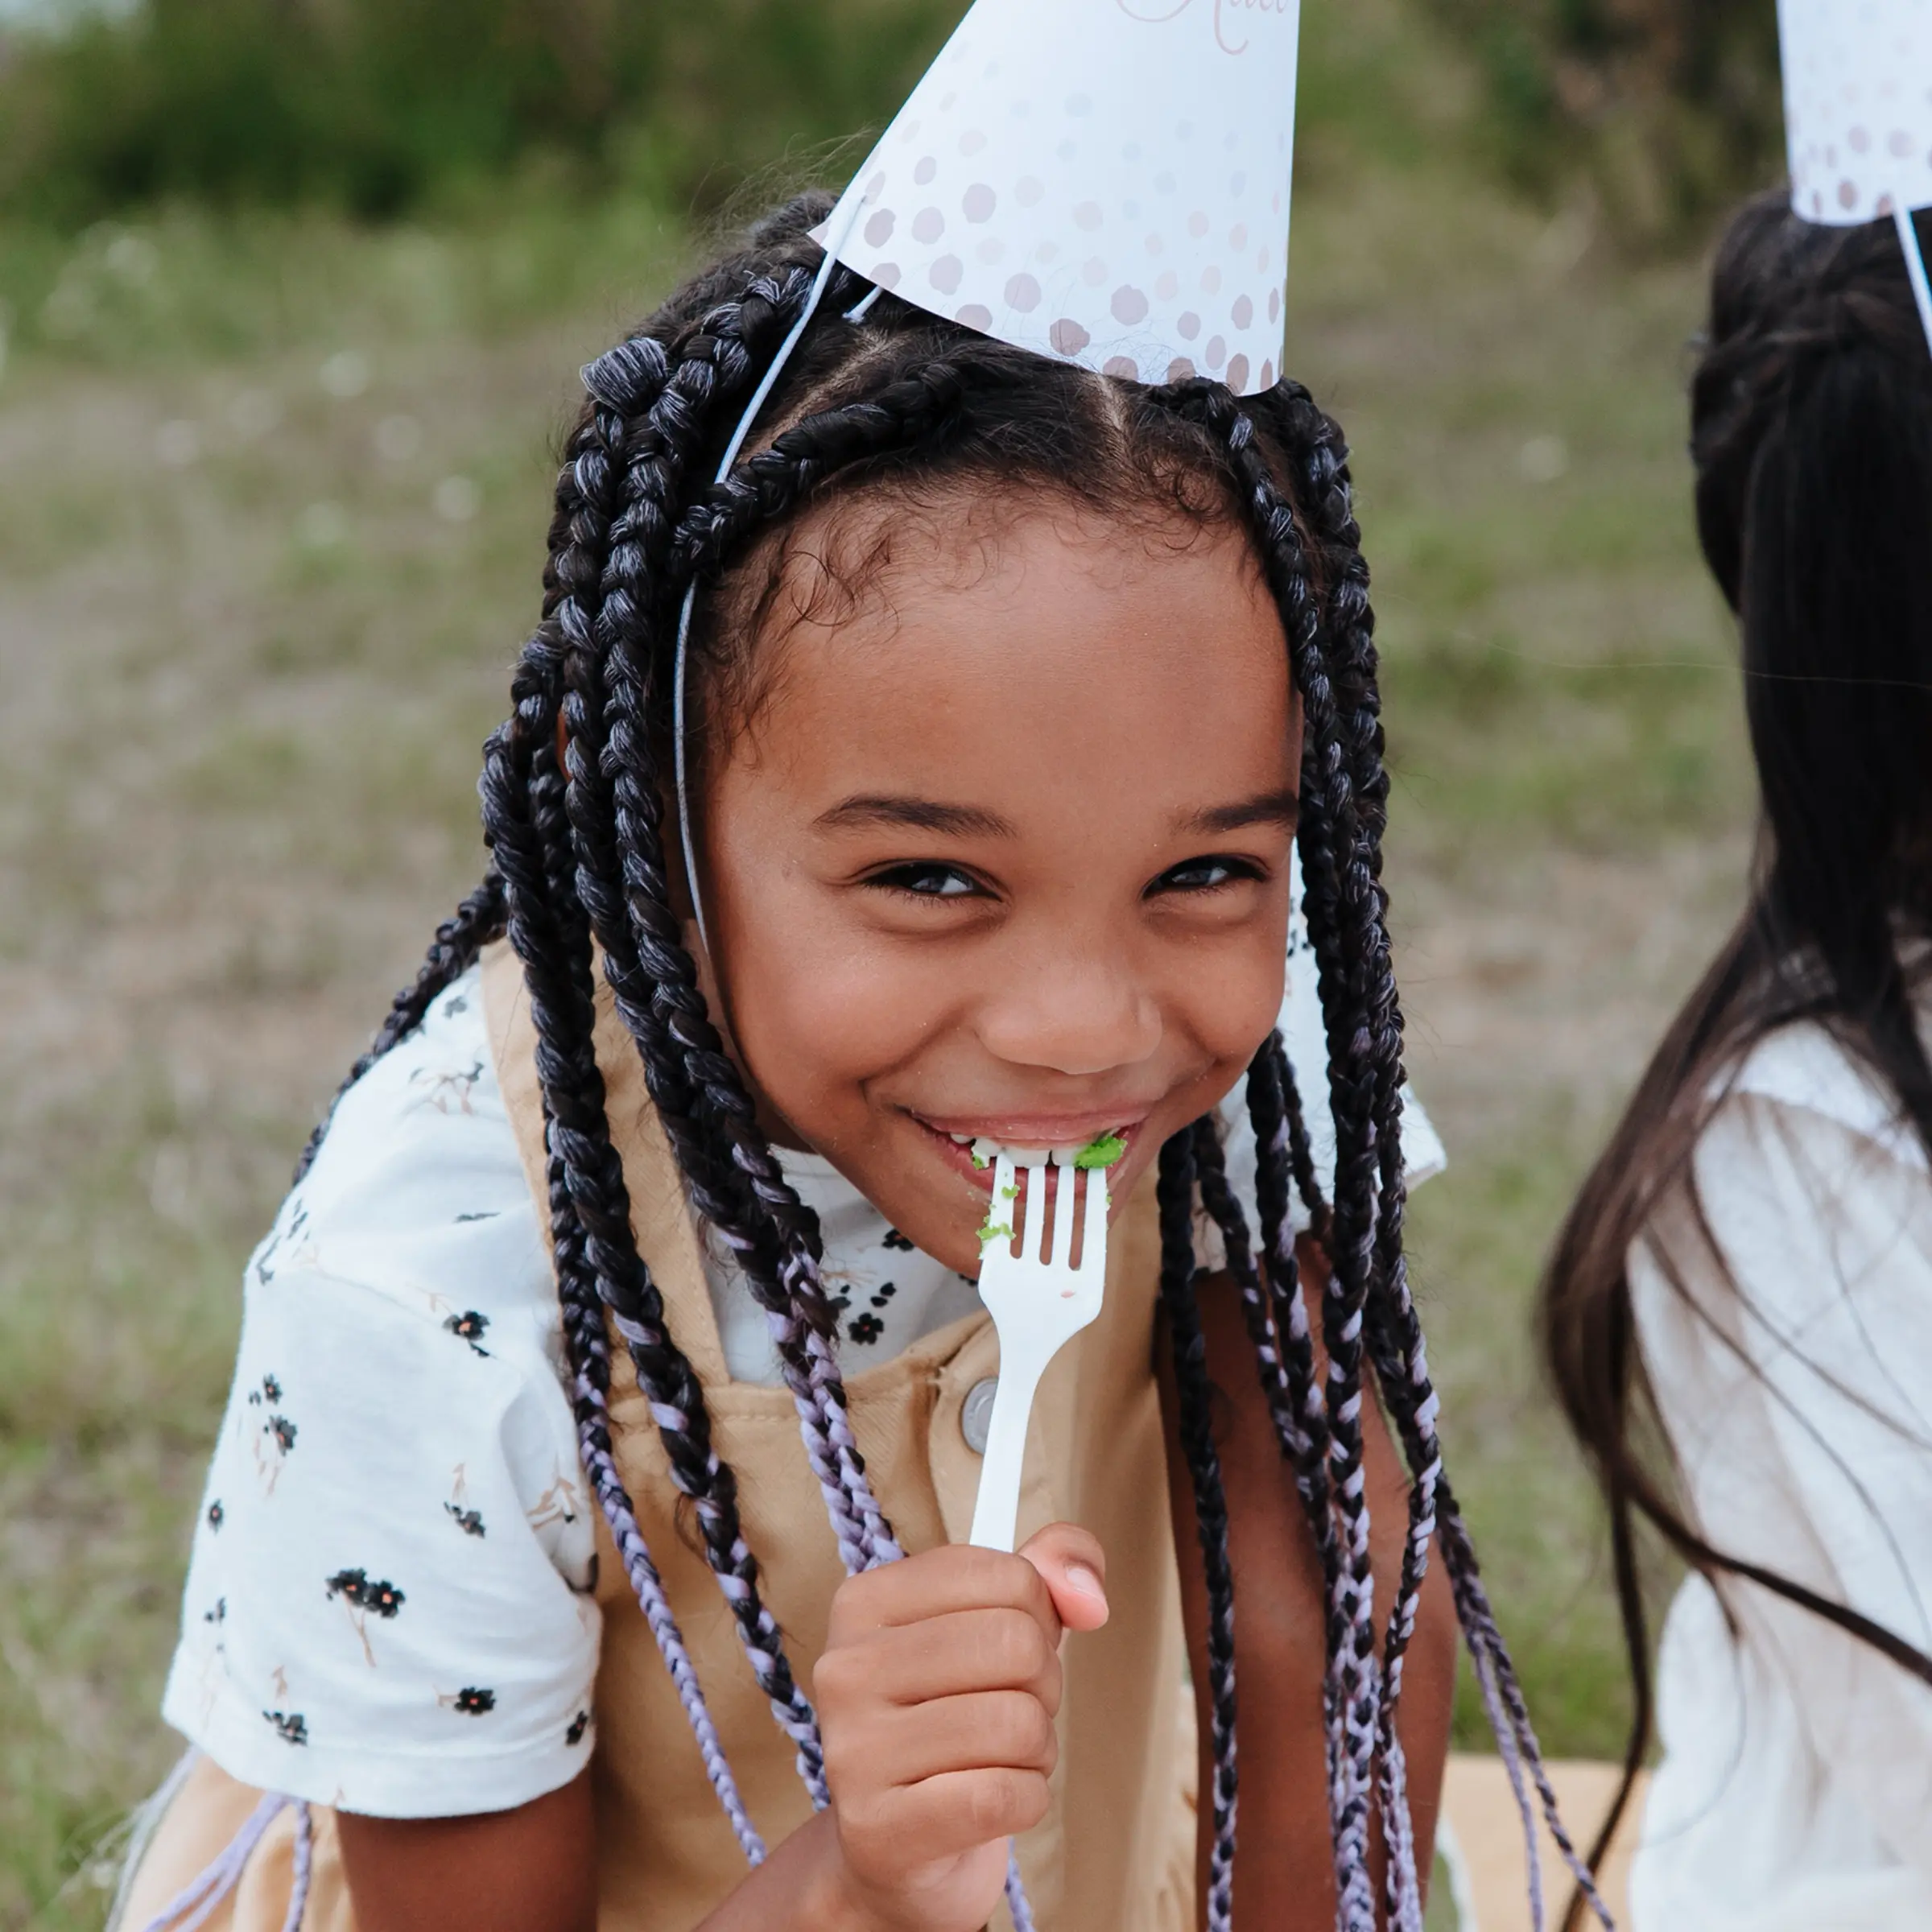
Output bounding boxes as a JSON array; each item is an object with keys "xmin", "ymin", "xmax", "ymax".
[{"xmin": 812, "ymin": 1522, "xmax": 1109, "ymax": 1932}]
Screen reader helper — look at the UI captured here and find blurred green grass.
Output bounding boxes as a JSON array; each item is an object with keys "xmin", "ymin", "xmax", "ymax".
[{"xmin": 0, "ymin": 0, "xmax": 1752, "ymax": 1920}]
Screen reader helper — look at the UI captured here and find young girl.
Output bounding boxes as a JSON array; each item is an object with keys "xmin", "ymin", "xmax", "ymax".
[
  {"xmin": 120, "ymin": 194, "xmax": 1591, "ymax": 1932},
  {"xmin": 1542, "ymin": 190, "xmax": 1932, "ymax": 1929}
]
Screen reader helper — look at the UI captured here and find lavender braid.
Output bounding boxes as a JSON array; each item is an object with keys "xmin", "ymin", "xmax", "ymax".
[
  {"xmin": 572, "ymin": 299, "xmax": 904, "ymax": 1575},
  {"xmin": 479, "ymin": 638, "xmax": 779, "ymax": 1835},
  {"xmin": 489, "ymin": 531, "xmax": 833, "ymax": 1800},
  {"xmin": 1158, "ymin": 1128, "xmax": 1238, "ymax": 1932},
  {"xmin": 1272, "ymin": 403, "xmax": 1610, "ymax": 1928}
]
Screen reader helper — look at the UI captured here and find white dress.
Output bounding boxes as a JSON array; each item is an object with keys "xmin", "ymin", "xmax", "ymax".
[
  {"xmin": 162, "ymin": 902, "xmax": 1445, "ymax": 1821},
  {"xmin": 1629, "ymin": 1020, "xmax": 1932, "ymax": 1928}
]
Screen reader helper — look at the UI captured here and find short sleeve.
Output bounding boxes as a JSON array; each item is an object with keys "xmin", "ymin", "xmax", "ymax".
[{"xmin": 162, "ymin": 969, "xmax": 602, "ymax": 1818}]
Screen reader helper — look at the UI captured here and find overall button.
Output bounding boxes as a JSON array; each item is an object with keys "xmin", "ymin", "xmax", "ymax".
[{"xmin": 960, "ymin": 1377, "xmax": 999, "ymax": 1455}]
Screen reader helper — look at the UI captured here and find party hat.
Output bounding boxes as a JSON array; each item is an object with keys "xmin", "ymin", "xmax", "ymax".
[
  {"xmin": 814, "ymin": 0, "xmax": 1302, "ymax": 396},
  {"xmin": 1779, "ymin": 0, "xmax": 1932, "ymax": 225}
]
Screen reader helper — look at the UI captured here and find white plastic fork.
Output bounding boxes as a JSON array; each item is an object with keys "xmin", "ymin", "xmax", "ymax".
[{"xmin": 967, "ymin": 1151, "xmax": 1111, "ymax": 1551}]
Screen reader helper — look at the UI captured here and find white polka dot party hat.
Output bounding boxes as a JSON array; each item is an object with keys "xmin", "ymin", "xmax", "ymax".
[
  {"xmin": 1780, "ymin": 0, "xmax": 1932, "ymax": 225},
  {"xmin": 1777, "ymin": 0, "xmax": 1932, "ymax": 346},
  {"xmin": 812, "ymin": 0, "xmax": 1302, "ymax": 395}
]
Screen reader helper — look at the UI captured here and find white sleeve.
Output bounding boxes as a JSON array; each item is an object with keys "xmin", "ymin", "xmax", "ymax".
[
  {"xmin": 161, "ymin": 969, "xmax": 603, "ymax": 1818},
  {"xmin": 1656, "ymin": 1090, "xmax": 1932, "ymax": 1874}
]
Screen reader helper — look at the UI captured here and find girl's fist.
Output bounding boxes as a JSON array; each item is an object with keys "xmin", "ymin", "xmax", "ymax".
[{"xmin": 812, "ymin": 1523, "xmax": 1108, "ymax": 1931}]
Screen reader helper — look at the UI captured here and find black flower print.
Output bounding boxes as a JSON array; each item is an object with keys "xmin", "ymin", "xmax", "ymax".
[
  {"xmin": 445, "ymin": 1502, "xmax": 485, "ymax": 1538},
  {"xmin": 869, "ymin": 1281, "xmax": 898, "ymax": 1311},
  {"xmin": 444, "ymin": 1309, "xmax": 490, "ymax": 1356},
  {"xmin": 442, "ymin": 1686, "xmax": 496, "ymax": 1716},
  {"xmin": 263, "ymin": 1710, "xmax": 309, "ymax": 1746},
  {"xmin": 328, "ymin": 1569, "xmax": 404, "ymax": 1615},
  {"xmin": 254, "ymin": 1199, "xmax": 312, "ymax": 1286},
  {"xmin": 565, "ymin": 1711, "xmax": 590, "ymax": 1747},
  {"xmin": 454, "ymin": 1210, "xmax": 497, "ymax": 1224},
  {"xmin": 248, "ymin": 1384, "xmax": 298, "ymax": 1494},
  {"xmin": 204, "ymin": 1597, "xmax": 227, "ymax": 1625},
  {"xmin": 206, "ymin": 1499, "xmax": 225, "ymax": 1532},
  {"xmin": 411, "ymin": 1057, "xmax": 485, "ymax": 1116},
  {"xmin": 881, "ymin": 1228, "xmax": 916, "ymax": 1253},
  {"xmin": 444, "ymin": 993, "xmax": 469, "ymax": 1018},
  {"xmin": 848, "ymin": 1313, "xmax": 885, "ymax": 1345},
  {"xmin": 327, "ymin": 1568, "xmax": 405, "ymax": 1666}
]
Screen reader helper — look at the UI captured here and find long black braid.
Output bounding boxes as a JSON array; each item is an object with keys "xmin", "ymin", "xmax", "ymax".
[
  {"xmin": 1159, "ymin": 1129, "xmax": 1239, "ymax": 1932},
  {"xmin": 303, "ymin": 192, "xmax": 1596, "ymax": 1926}
]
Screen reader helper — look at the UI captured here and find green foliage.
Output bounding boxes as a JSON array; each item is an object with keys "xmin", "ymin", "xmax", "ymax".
[
  {"xmin": 0, "ymin": 0, "xmax": 968, "ymax": 225},
  {"xmin": 1435, "ymin": 0, "xmax": 1785, "ymax": 235}
]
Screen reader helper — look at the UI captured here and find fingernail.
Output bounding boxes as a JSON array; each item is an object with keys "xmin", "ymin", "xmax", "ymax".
[{"xmin": 1064, "ymin": 1561, "xmax": 1105, "ymax": 1601}]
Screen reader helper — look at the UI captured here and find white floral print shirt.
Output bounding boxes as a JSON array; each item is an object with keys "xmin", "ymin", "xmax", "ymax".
[{"xmin": 164, "ymin": 865, "xmax": 1444, "ymax": 1819}]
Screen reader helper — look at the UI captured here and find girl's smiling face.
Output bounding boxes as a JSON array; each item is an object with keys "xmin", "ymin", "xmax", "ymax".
[{"xmin": 696, "ymin": 492, "xmax": 1300, "ymax": 1276}]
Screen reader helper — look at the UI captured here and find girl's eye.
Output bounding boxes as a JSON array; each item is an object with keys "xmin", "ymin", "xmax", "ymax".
[
  {"xmin": 1150, "ymin": 855, "xmax": 1265, "ymax": 896},
  {"xmin": 866, "ymin": 862, "xmax": 986, "ymax": 900}
]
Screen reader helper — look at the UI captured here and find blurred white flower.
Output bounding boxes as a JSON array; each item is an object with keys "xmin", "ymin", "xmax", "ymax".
[
  {"xmin": 320, "ymin": 349, "xmax": 371, "ymax": 398},
  {"xmin": 104, "ymin": 231, "xmax": 159, "ymax": 287},
  {"xmin": 433, "ymin": 474, "xmax": 481, "ymax": 523},
  {"xmin": 376, "ymin": 413, "xmax": 423, "ymax": 463},
  {"xmin": 154, "ymin": 419, "xmax": 201, "ymax": 469},
  {"xmin": 1518, "ymin": 434, "xmax": 1570, "ymax": 484},
  {"xmin": 228, "ymin": 388, "xmax": 283, "ymax": 440},
  {"xmin": 295, "ymin": 500, "xmax": 350, "ymax": 548}
]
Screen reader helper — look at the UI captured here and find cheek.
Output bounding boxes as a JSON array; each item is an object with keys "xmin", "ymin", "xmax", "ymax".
[{"xmin": 718, "ymin": 903, "xmax": 941, "ymax": 1125}]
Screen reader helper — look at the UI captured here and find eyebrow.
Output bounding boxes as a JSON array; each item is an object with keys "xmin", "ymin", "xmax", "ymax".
[
  {"xmin": 1178, "ymin": 789, "xmax": 1301, "ymax": 836},
  {"xmin": 813, "ymin": 794, "xmax": 1018, "ymax": 838}
]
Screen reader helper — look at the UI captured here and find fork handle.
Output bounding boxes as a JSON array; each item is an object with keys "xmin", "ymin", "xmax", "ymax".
[{"xmin": 968, "ymin": 1352, "xmax": 1047, "ymax": 1553}]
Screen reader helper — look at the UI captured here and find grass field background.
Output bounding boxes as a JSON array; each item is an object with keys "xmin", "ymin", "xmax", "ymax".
[{"xmin": 0, "ymin": 0, "xmax": 1754, "ymax": 1920}]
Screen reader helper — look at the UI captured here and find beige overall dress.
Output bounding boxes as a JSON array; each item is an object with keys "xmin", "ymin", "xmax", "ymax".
[{"xmin": 121, "ymin": 942, "xmax": 1198, "ymax": 1932}]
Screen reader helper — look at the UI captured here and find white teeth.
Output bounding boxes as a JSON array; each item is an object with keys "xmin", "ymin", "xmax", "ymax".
[
  {"xmin": 970, "ymin": 1136, "xmax": 1001, "ymax": 1168},
  {"xmin": 1050, "ymin": 1146, "xmax": 1082, "ymax": 1167},
  {"xmin": 947, "ymin": 1132, "xmax": 972, "ymax": 1145}
]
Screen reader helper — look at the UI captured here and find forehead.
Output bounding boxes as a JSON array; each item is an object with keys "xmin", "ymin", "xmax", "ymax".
[{"xmin": 720, "ymin": 492, "xmax": 1297, "ymax": 808}]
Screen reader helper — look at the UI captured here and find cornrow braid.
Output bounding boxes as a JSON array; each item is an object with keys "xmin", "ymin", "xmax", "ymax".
[
  {"xmin": 1194, "ymin": 387, "xmax": 1387, "ymax": 1925},
  {"xmin": 576, "ymin": 295, "xmax": 917, "ymax": 1573},
  {"xmin": 493, "ymin": 434, "xmax": 834, "ymax": 1801},
  {"xmin": 502, "ymin": 636, "xmax": 766, "ymax": 1854},
  {"xmin": 1232, "ymin": 1036, "xmax": 1352, "ymax": 1876},
  {"xmin": 291, "ymin": 870, "xmax": 506, "ymax": 1183},
  {"xmin": 1273, "ymin": 407, "xmax": 1608, "ymax": 1927},
  {"xmin": 1157, "ymin": 1128, "xmax": 1238, "ymax": 1932},
  {"xmin": 1274, "ymin": 406, "xmax": 1439, "ymax": 1932}
]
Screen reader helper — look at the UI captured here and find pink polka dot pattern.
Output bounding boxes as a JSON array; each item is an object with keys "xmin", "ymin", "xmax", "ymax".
[
  {"xmin": 811, "ymin": 0, "xmax": 1299, "ymax": 394},
  {"xmin": 1780, "ymin": 0, "xmax": 1932, "ymax": 228}
]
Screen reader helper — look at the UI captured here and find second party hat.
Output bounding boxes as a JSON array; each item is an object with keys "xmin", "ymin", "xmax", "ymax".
[{"xmin": 1777, "ymin": 0, "xmax": 1932, "ymax": 346}]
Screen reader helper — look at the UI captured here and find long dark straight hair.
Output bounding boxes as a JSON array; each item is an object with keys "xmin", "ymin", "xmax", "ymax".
[
  {"xmin": 1540, "ymin": 188, "xmax": 1932, "ymax": 1922},
  {"xmin": 308, "ymin": 193, "xmax": 1602, "ymax": 1929}
]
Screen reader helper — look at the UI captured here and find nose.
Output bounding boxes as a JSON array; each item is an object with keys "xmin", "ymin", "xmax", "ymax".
[{"xmin": 976, "ymin": 941, "xmax": 1162, "ymax": 1077}]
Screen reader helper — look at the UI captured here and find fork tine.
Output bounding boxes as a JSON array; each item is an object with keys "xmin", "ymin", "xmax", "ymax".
[
  {"xmin": 1050, "ymin": 1162, "xmax": 1077, "ymax": 1268},
  {"xmin": 1082, "ymin": 1161, "xmax": 1109, "ymax": 1273},
  {"xmin": 992, "ymin": 1152, "xmax": 1018, "ymax": 1253},
  {"xmin": 1022, "ymin": 1160, "xmax": 1048, "ymax": 1260}
]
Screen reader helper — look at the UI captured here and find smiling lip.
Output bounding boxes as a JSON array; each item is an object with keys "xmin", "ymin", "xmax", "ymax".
[{"xmin": 906, "ymin": 1110, "xmax": 1146, "ymax": 1189}]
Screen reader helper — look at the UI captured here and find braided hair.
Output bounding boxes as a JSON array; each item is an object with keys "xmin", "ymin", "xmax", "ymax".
[{"xmin": 316, "ymin": 192, "xmax": 1593, "ymax": 1926}]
